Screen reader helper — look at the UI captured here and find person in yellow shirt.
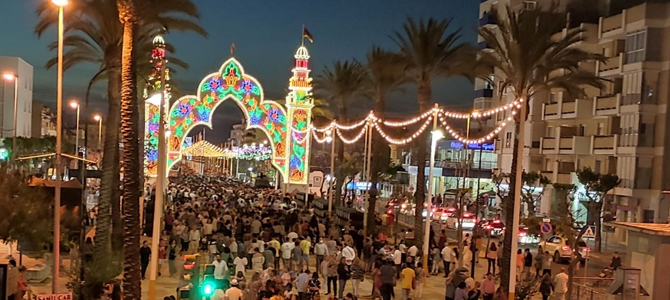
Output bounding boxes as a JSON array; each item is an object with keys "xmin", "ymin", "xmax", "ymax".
[
  {"xmin": 267, "ymin": 237, "xmax": 281, "ymax": 269},
  {"xmin": 400, "ymin": 264, "xmax": 415, "ymax": 300},
  {"xmin": 300, "ymin": 237, "xmax": 312, "ymax": 269}
]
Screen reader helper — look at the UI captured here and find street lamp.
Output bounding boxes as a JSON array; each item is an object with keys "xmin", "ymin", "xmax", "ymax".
[
  {"xmin": 2, "ymin": 73, "xmax": 18, "ymax": 161},
  {"xmin": 93, "ymin": 115, "xmax": 102, "ymax": 151},
  {"xmin": 52, "ymin": 0, "xmax": 68, "ymax": 293},
  {"xmin": 327, "ymin": 127, "xmax": 335, "ymax": 218},
  {"xmin": 423, "ymin": 129, "xmax": 443, "ymax": 272},
  {"xmin": 70, "ymin": 101, "xmax": 80, "ymax": 158}
]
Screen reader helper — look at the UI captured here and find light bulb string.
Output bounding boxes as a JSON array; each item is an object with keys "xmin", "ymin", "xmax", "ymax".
[
  {"xmin": 372, "ymin": 117, "xmax": 433, "ymax": 145},
  {"xmin": 335, "ymin": 124, "xmax": 369, "ymax": 144}
]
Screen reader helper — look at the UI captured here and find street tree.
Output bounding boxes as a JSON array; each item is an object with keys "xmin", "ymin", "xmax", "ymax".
[
  {"xmin": 35, "ymin": 0, "xmax": 206, "ymax": 258},
  {"xmin": 315, "ymin": 60, "xmax": 369, "ymax": 207},
  {"xmin": 478, "ymin": 4, "xmax": 605, "ymax": 289},
  {"xmin": 393, "ymin": 17, "xmax": 476, "ymax": 248},
  {"xmin": 576, "ymin": 167, "xmax": 620, "ymax": 252},
  {"xmin": 364, "ymin": 46, "xmax": 407, "ymax": 233}
]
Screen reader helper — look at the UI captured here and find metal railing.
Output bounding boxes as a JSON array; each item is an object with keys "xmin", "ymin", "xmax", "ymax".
[{"xmin": 571, "ymin": 278, "xmax": 618, "ymax": 300}]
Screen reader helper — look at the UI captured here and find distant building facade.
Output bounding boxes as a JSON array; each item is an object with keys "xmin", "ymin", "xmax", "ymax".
[{"xmin": 0, "ymin": 56, "xmax": 33, "ymax": 138}]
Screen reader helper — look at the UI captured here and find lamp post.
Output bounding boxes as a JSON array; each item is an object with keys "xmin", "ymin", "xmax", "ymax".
[
  {"xmin": 423, "ymin": 104, "xmax": 441, "ymax": 273},
  {"xmin": 327, "ymin": 126, "xmax": 335, "ymax": 218},
  {"xmin": 93, "ymin": 115, "xmax": 102, "ymax": 151},
  {"xmin": 2, "ymin": 73, "xmax": 18, "ymax": 161},
  {"xmin": 424, "ymin": 129, "xmax": 443, "ymax": 272},
  {"xmin": 51, "ymin": 0, "xmax": 68, "ymax": 293},
  {"xmin": 70, "ymin": 101, "xmax": 80, "ymax": 169}
]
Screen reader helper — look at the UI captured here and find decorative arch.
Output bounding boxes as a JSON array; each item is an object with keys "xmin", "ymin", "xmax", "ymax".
[{"xmin": 165, "ymin": 58, "xmax": 290, "ymax": 181}]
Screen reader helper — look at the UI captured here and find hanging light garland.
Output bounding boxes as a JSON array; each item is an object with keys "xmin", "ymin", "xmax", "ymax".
[
  {"xmin": 373, "ymin": 117, "xmax": 433, "ymax": 145},
  {"xmin": 309, "ymin": 99, "xmax": 525, "ymax": 145},
  {"xmin": 335, "ymin": 123, "xmax": 369, "ymax": 144}
]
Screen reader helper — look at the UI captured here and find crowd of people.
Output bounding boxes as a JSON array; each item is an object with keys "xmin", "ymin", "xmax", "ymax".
[
  {"xmin": 145, "ymin": 175, "xmax": 605, "ymax": 300},
  {"xmin": 150, "ymin": 175, "xmax": 452, "ymax": 300}
]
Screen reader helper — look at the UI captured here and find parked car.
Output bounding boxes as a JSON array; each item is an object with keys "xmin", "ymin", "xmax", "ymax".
[
  {"xmin": 446, "ymin": 211, "xmax": 477, "ymax": 230},
  {"xmin": 541, "ymin": 236, "xmax": 589, "ymax": 263},
  {"xmin": 479, "ymin": 218, "xmax": 505, "ymax": 237},
  {"xmin": 432, "ymin": 206, "xmax": 456, "ymax": 223}
]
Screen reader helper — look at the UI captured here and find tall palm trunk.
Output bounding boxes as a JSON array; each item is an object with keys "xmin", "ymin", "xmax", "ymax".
[
  {"xmin": 95, "ymin": 56, "xmax": 121, "ymax": 261},
  {"xmin": 366, "ymin": 90, "xmax": 387, "ymax": 234},
  {"xmin": 334, "ymin": 105, "xmax": 348, "ymax": 207},
  {"xmin": 118, "ymin": 0, "xmax": 141, "ymax": 298},
  {"xmin": 413, "ymin": 83, "xmax": 431, "ymax": 249},
  {"xmin": 500, "ymin": 94, "xmax": 528, "ymax": 291}
]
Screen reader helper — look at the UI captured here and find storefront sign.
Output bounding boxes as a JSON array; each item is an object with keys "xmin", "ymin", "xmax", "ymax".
[{"xmin": 449, "ymin": 141, "xmax": 494, "ymax": 151}]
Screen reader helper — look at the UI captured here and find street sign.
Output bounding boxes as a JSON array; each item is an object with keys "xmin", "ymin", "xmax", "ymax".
[
  {"xmin": 33, "ymin": 293, "xmax": 73, "ymax": 300},
  {"xmin": 540, "ymin": 222, "xmax": 553, "ymax": 235},
  {"xmin": 583, "ymin": 225, "xmax": 596, "ymax": 239}
]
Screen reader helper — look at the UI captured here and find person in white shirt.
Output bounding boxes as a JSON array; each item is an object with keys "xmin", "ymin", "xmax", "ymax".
[
  {"xmin": 188, "ymin": 228, "xmax": 200, "ymax": 254},
  {"xmin": 314, "ymin": 239, "xmax": 329, "ymax": 275},
  {"xmin": 393, "ymin": 247, "xmax": 403, "ymax": 279},
  {"xmin": 342, "ymin": 243, "xmax": 356, "ymax": 265},
  {"xmin": 281, "ymin": 238, "xmax": 295, "ymax": 270},
  {"xmin": 407, "ymin": 245, "xmax": 419, "ymax": 261},
  {"xmin": 233, "ymin": 253, "xmax": 248, "ymax": 276},
  {"xmin": 229, "ymin": 238, "xmax": 238, "ymax": 257},
  {"xmin": 212, "ymin": 254, "xmax": 228, "ymax": 286},
  {"xmin": 553, "ymin": 268, "xmax": 569, "ymax": 300},
  {"xmin": 441, "ymin": 245, "xmax": 453, "ymax": 277},
  {"xmin": 287, "ymin": 231, "xmax": 299, "ymax": 242}
]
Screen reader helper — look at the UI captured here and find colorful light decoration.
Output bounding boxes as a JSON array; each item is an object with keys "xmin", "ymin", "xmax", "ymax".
[
  {"xmin": 228, "ymin": 144, "xmax": 272, "ymax": 161},
  {"xmin": 144, "ymin": 35, "xmax": 171, "ymax": 177},
  {"xmin": 143, "ymin": 43, "xmax": 314, "ymax": 185}
]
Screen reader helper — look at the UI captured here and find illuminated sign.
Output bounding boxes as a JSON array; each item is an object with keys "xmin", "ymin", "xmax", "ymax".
[{"xmin": 449, "ymin": 141, "xmax": 494, "ymax": 151}]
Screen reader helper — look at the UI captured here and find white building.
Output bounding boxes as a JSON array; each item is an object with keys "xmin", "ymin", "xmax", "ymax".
[
  {"xmin": 0, "ymin": 56, "xmax": 33, "ymax": 138},
  {"xmin": 229, "ymin": 123, "xmax": 244, "ymax": 145}
]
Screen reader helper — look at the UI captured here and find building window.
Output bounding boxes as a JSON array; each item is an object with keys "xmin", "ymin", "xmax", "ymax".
[
  {"xmin": 522, "ymin": 1, "xmax": 537, "ymax": 10},
  {"xmin": 546, "ymin": 126, "xmax": 553, "ymax": 137},
  {"xmin": 626, "ymin": 30, "xmax": 646, "ymax": 64},
  {"xmin": 598, "ymin": 123, "xmax": 605, "ymax": 135},
  {"xmin": 505, "ymin": 132, "xmax": 512, "ymax": 148},
  {"xmin": 549, "ymin": 92, "xmax": 558, "ymax": 104},
  {"xmin": 595, "ymin": 160, "xmax": 601, "ymax": 173}
]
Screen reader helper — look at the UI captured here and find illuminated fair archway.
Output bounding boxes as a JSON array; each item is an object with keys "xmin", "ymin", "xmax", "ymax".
[{"xmin": 145, "ymin": 46, "xmax": 314, "ymax": 185}]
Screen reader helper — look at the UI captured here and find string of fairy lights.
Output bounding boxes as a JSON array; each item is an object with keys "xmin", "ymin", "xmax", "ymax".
[{"xmin": 310, "ymin": 99, "xmax": 524, "ymax": 146}]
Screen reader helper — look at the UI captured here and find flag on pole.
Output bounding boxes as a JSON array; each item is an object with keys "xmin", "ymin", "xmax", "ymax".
[
  {"xmin": 303, "ymin": 27, "xmax": 313, "ymax": 43},
  {"xmin": 230, "ymin": 43, "xmax": 236, "ymax": 57}
]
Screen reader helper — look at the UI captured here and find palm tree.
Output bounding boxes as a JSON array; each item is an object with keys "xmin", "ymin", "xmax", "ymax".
[
  {"xmin": 315, "ymin": 60, "xmax": 369, "ymax": 207},
  {"xmin": 364, "ymin": 46, "xmax": 408, "ymax": 232},
  {"xmin": 117, "ymin": 0, "xmax": 141, "ymax": 297},
  {"xmin": 478, "ymin": 5, "xmax": 605, "ymax": 290},
  {"xmin": 393, "ymin": 18, "xmax": 475, "ymax": 247},
  {"xmin": 35, "ymin": 0, "xmax": 206, "ymax": 259}
]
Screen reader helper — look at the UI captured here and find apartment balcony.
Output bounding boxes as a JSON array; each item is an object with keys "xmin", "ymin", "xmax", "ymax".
[
  {"xmin": 474, "ymin": 98, "xmax": 492, "ymax": 110},
  {"xmin": 591, "ymin": 135, "xmax": 618, "ymax": 155},
  {"xmin": 479, "ymin": 12, "xmax": 497, "ymax": 27},
  {"xmin": 542, "ymin": 99, "xmax": 592, "ymax": 120},
  {"xmin": 540, "ymin": 136, "xmax": 592, "ymax": 155},
  {"xmin": 475, "ymin": 88, "xmax": 493, "ymax": 99},
  {"xmin": 593, "ymin": 94, "xmax": 621, "ymax": 116},
  {"xmin": 599, "ymin": 12, "xmax": 623, "ymax": 38},
  {"xmin": 540, "ymin": 171, "xmax": 573, "ymax": 184},
  {"xmin": 597, "ymin": 55, "xmax": 623, "ymax": 77}
]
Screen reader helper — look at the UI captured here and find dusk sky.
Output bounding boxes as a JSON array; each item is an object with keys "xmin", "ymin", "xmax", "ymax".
[{"xmin": 0, "ymin": 0, "xmax": 479, "ymax": 143}]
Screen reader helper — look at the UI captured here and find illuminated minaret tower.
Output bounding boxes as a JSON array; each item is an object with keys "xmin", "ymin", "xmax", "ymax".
[{"xmin": 284, "ymin": 45, "xmax": 314, "ymax": 186}]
